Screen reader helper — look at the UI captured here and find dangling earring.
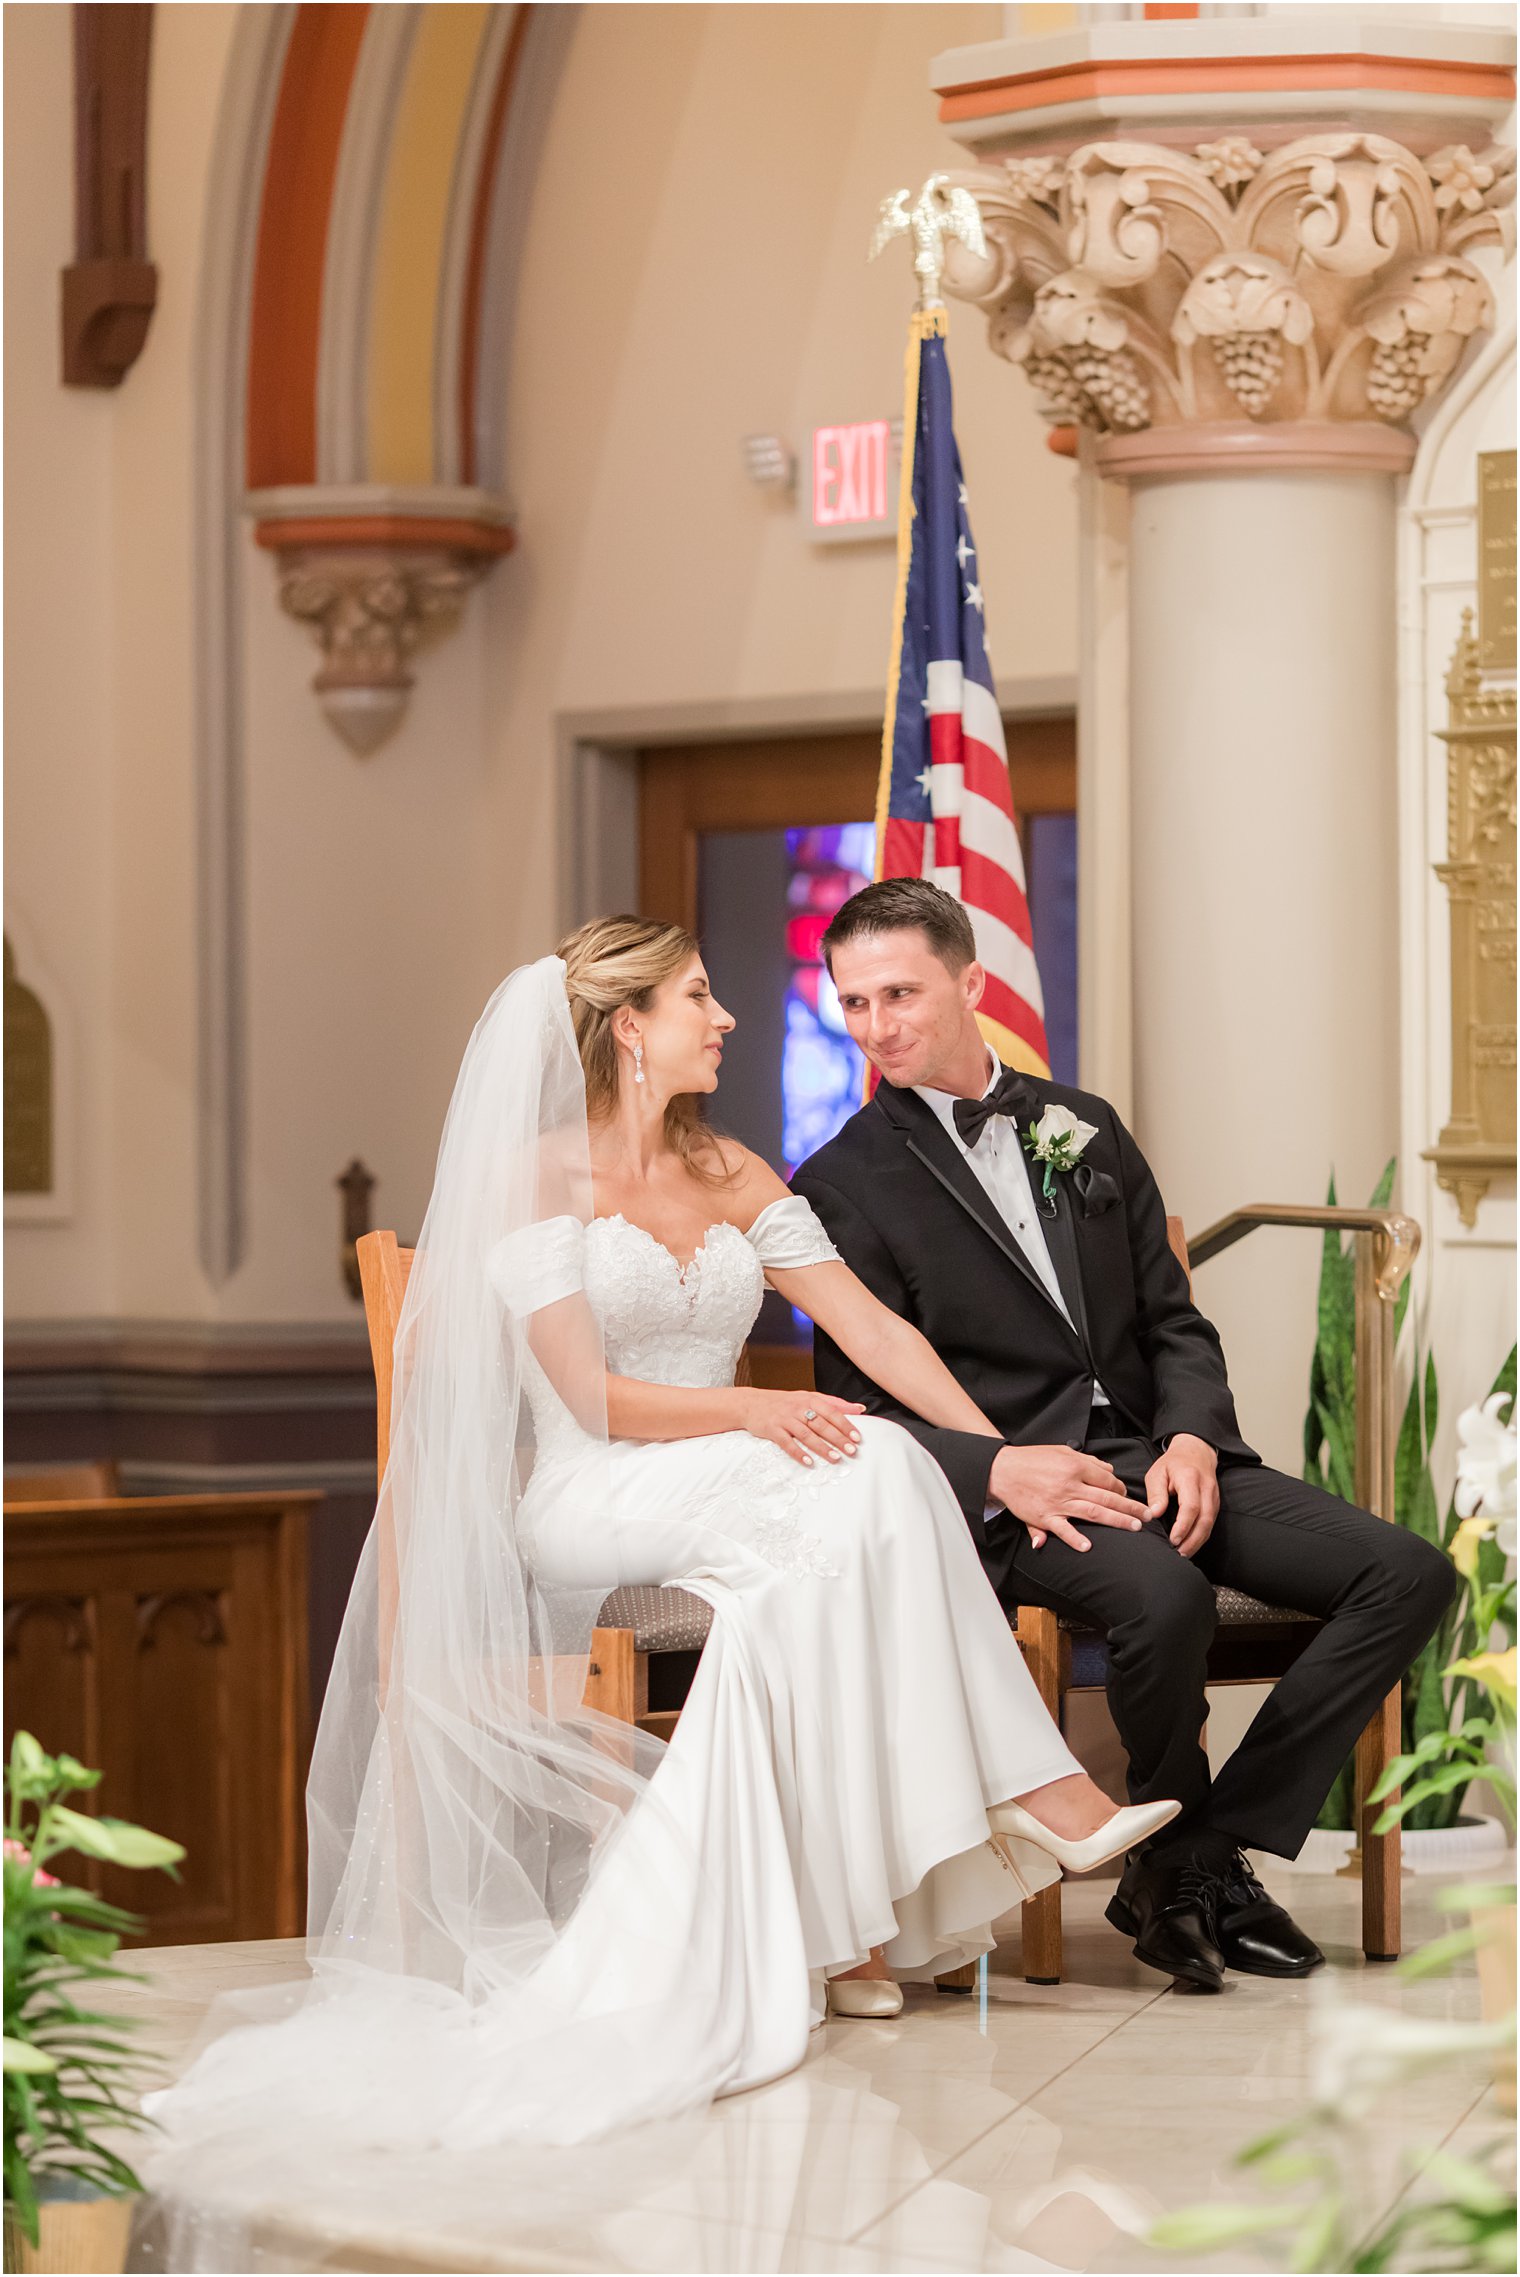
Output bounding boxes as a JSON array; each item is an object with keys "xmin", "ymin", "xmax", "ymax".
[{"xmin": 634, "ymin": 1042, "xmax": 645, "ymax": 1086}]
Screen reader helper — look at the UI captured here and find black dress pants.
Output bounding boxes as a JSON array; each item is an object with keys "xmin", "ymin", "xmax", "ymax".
[{"xmin": 982, "ymin": 1423, "xmax": 1456, "ymax": 1859}]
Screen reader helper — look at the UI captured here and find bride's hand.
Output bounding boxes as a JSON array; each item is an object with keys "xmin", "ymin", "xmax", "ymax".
[{"xmin": 739, "ymin": 1390, "xmax": 866, "ymax": 1467}]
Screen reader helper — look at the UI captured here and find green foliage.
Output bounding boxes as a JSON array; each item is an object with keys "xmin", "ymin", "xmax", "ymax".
[
  {"xmin": 1153, "ymin": 2137, "xmax": 1517, "ymax": 2274},
  {"xmin": 1303, "ymin": 1163, "xmax": 1516, "ymax": 1831},
  {"xmin": 1150, "ymin": 1889, "xmax": 1517, "ymax": 2272},
  {"xmin": 3, "ymin": 1734, "xmax": 184, "ymax": 2248}
]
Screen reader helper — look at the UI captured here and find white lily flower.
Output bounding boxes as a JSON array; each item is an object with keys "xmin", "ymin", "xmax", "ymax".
[{"xmin": 1453, "ymin": 1393, "xmax": 1518, "ymax": 1522}]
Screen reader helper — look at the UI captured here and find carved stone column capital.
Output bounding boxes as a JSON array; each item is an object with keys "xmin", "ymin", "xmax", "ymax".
[
  {"xmin": 247, "ymin": 486, "xmax": 515, "ymax": 754},
  {"xmin": 942, "ymin": 133, "xmax": 1513, "ymax": 471}
]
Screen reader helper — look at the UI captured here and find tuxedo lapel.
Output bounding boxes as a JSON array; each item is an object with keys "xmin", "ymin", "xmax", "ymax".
[
  {"xmin": 871, "ymin": 1084, "xmax": 1071, "ymax": 1324},
  {"xmin": 1041, "ymin": 1174, "xmax": 1095, "ymax": 1360}
]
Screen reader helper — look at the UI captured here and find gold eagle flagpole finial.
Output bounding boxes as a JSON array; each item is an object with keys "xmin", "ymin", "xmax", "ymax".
[{"xmin": 869, "ymin": 174, "xmax": 987, "ymax": 311}]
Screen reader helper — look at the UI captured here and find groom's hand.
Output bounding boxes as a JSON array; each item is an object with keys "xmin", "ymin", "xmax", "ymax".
[
  {"xmin": 988, "ymin": 1446, "xmax": 1146, "ymax": 1557},
  {"xmin": 1145, "ymin": 1434, "xmax": 1220, "ymax": 1558}
]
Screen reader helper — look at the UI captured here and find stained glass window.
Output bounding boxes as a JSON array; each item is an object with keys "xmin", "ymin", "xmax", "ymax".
[
  {"xmin": 1027, "ymin": 811, "xmax": 1078, "ymax": 1085},
  {"xmin": 781, "ymin": 823, "xmax": 874, "ymax": 1173}
]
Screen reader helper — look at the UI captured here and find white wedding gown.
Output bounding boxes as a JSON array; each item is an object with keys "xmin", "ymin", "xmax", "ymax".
[
  {"xmin": 492, "ymin": 1194, "xmax": 1079, "ymax": 2097},
  {"xmin": 140, "ymin": 1192, "xmax": 1081, "ymax": 2259}
]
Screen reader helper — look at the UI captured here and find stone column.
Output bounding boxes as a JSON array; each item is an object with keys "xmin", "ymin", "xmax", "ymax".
[{"xmin": 928, "ymin": 17, "xmax": 1514, "ymax": 1443}]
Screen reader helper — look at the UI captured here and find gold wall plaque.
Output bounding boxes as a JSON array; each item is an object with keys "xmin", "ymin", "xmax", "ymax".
[
  {"xmin": 4, "ymin": 935, "xmax": 54, "ymax": 1194},
  {"xmin": 1478, "ymin": 448, "xmax": 1516, "ymax": 673},
  {"xmin": 1423, "ymin": 613, "xmax": 1517, "ymax": 1225}
]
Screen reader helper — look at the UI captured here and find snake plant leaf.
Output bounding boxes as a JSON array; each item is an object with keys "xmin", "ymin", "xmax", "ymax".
[
  {"xmin": 1314, "ymin": 1397, "xmax": 1356, "ymax": 1504},
  {"xmin": 1395, "ymin": 1358, "xmax": 1442, "ymax": 1550}
]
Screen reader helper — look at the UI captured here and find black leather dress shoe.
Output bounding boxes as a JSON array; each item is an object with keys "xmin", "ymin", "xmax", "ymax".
[
  {"xmin": 1105, "ymin": 1849, "xmax": 1226, "ymax": 1991},
  {"xmin": 1211, "ymin": 1851, "xmax": 1324, "ymax": 1977}
]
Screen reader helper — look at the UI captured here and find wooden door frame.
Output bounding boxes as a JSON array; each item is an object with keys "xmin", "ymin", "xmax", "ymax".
[
  {"xmin": 639, "ymin": 733, "xmax": 880, "ymax": 928},
  {"xmin": 553, "ymin": 679, "xmax": 1078, "ymax": 934},
  {"xmin": 640, "ymin": 715, "xmax": 1076, "ymax": 934}
]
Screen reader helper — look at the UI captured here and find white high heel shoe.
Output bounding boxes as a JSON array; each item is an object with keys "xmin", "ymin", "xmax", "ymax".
[
  {"xmin": 826, "ymin": 1974, "xmax": 904, "ymax": 2019},
  {"xmin": 987, "ymin": 1796, "xmax": 1181, "ymax": 1875}
]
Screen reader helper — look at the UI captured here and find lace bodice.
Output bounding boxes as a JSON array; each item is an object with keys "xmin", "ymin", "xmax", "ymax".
[{"xmin": 488, "ymin": 1195, "xmax": 841, "ymax": 1462}]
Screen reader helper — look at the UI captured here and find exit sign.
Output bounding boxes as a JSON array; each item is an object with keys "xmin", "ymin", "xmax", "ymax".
[{"xmin": 808, "ymin": 420, "xmax": 898, "ymax": 544}]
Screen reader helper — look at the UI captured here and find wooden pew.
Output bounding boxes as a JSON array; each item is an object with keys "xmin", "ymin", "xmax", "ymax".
[{"xmin": 3, "ymin": 1490, "xmax": 314, "ymax": 1944}]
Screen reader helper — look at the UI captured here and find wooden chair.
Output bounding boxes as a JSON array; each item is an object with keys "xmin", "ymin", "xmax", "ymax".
[
  {"xmin": 355, "ymin": 1230, "xmax": 673, "ymax": 1723},
  {"xmin": 1006, "ymin": 1203, "xmax": 1418, "ymax": 1984}
]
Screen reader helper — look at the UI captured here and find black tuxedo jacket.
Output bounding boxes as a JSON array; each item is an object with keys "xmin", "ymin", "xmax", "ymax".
[{"xmin": 791, "ymin": 1069, "xmax": 1256, "ymax": 1540}]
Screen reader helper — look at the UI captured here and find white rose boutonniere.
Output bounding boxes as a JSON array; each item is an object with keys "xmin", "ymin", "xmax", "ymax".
[{"xmin": 1022, "ymin": 1103, "xmax": 1100, "ymax": 1203}]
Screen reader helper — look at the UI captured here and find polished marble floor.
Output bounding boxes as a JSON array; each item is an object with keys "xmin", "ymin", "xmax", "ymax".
[{"xmin": 120, "ymin": 1865, "xmax": 1512, "ymax": 2275}]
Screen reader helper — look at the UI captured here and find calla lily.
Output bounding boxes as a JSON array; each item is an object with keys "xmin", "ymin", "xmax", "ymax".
[
  {"xmin": 1450, "ymin": 1516, "xmax": 1494, "ymax": 1580},
  {"xmin": 2, "ymin": 2037, "xmax": 59, "ymax": 2075},
  {"xmin": 1446, "ymin": 1646, "xmax": 1518, "ymax": 1715}
]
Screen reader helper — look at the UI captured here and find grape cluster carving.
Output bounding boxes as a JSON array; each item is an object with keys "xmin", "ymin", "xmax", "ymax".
[{"xmin": 945, "ymin": 133, "xmax": 1511, "ymax": 440}]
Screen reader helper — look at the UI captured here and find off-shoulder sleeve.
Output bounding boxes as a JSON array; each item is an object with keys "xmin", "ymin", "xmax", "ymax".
[
  {"xmin": 486, "ymin": 1215, "xmax": 585, "ymax": 1318},
  {"xmin": 743, "ymin": 1194, "xmax": 842, "ymax": 1277}
]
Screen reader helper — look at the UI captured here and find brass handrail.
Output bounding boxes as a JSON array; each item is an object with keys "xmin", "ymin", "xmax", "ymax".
[{"xmin": 1185, "ymin": 1204, "xmax": 1420, "ymax": 1526}]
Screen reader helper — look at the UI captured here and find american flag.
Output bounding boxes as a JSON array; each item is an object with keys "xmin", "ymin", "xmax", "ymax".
[{"xmin": 875, "ymin": 310, "xmax": 1050, "ymax": 1078}]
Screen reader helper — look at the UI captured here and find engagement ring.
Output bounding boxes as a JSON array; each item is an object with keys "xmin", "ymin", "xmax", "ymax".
[{"xmin": 803, "ymin": 1408, "xmax": 817, "ymax": 1422}]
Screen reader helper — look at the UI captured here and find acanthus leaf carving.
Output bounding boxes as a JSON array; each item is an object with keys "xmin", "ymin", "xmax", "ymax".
[{"xmin": 1065, "ymin": 150, "xmax": 1173, "ymax": 290}]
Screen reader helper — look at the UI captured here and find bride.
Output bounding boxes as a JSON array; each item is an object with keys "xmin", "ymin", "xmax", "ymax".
[{"xmin": 142, "ymin": 918, "xmax": 1174, "ymax": 2232}]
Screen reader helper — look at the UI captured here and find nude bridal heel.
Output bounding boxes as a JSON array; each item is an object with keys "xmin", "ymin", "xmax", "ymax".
[
  {"xmin": 826, "ymin": 1975, "xmax": 904, "ymax": 2020},
  {"xmin": 987, "ymin": 1797, "xmax": 1181, "ymax": 1875}
]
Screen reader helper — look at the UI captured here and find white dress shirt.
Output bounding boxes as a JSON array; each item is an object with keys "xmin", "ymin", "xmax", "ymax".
[{"xmin": 915, "ymin": 1050, "xmax": 1111, "ymax": 1410}]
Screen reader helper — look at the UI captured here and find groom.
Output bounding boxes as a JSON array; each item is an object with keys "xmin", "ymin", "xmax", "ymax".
[{"xmin": 792, "ymin": 878, "xmax": 1455, "ymax": 1991}]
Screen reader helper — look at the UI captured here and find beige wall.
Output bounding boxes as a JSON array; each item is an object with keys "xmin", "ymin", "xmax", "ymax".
[
  {"xmin": 6, "ymin": 2, "xmax": 1079, "ymax": 1327},
  {"xmin": 7, "ymin": 4, "xmax": 243, "ymax": 1325},
  {"xmin": 5, "ymin": 3, "xmax": 117, "ymax": 1314}
]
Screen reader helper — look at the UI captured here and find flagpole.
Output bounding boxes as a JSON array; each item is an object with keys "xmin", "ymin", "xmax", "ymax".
[
  {"xmin": 874, "ymin": 309, "xmax": 939, "ymax": 883},
  {"xmin": 869, "ymin": 176, "xmax": 989, "ymax": 897},
  {"xmin": 866, "ymin": 177, "xmax": 1052, "ymax": 1089}
]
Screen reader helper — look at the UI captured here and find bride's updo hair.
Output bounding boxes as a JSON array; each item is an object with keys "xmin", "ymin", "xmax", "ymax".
[{"xmin": 557, "ymin": 915, "xmax": 733, "ymax": 1183}]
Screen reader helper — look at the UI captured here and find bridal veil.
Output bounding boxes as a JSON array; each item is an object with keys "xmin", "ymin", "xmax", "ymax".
[{"xmin": 140, "ymin": 958, "xmax": 728, "ymax": 2259}]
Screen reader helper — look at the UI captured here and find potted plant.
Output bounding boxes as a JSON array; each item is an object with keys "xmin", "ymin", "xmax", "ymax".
[
  {"xmin": 3, "ymin": 1734, "xmax": 184, "ymax": 2275},
  {"xmin": 1370, "ymin": 1392, "xmax": 1516, "ymax": 2100},
  {"xmin": 1151, "ymin": 1621, "xmax": 1515, "ymax": 2277},
  {"xmin": 1298, "ymin": 1160, "xmax": 1517, "ymax": 1872}
]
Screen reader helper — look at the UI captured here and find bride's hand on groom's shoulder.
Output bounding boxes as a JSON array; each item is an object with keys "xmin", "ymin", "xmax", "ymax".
[
  {"xmin": 988, "ymin": 1446, "xmax": 1147, "ymax": 1557},
  {"xmin": 738, "ymin": 1389, "xmax": 867, "ymax": 1468}
]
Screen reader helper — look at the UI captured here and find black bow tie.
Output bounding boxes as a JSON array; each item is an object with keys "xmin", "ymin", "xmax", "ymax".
[{"xmin": 952, "ymin": 1069, "xmax": 1033, "ymax": 1149}]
